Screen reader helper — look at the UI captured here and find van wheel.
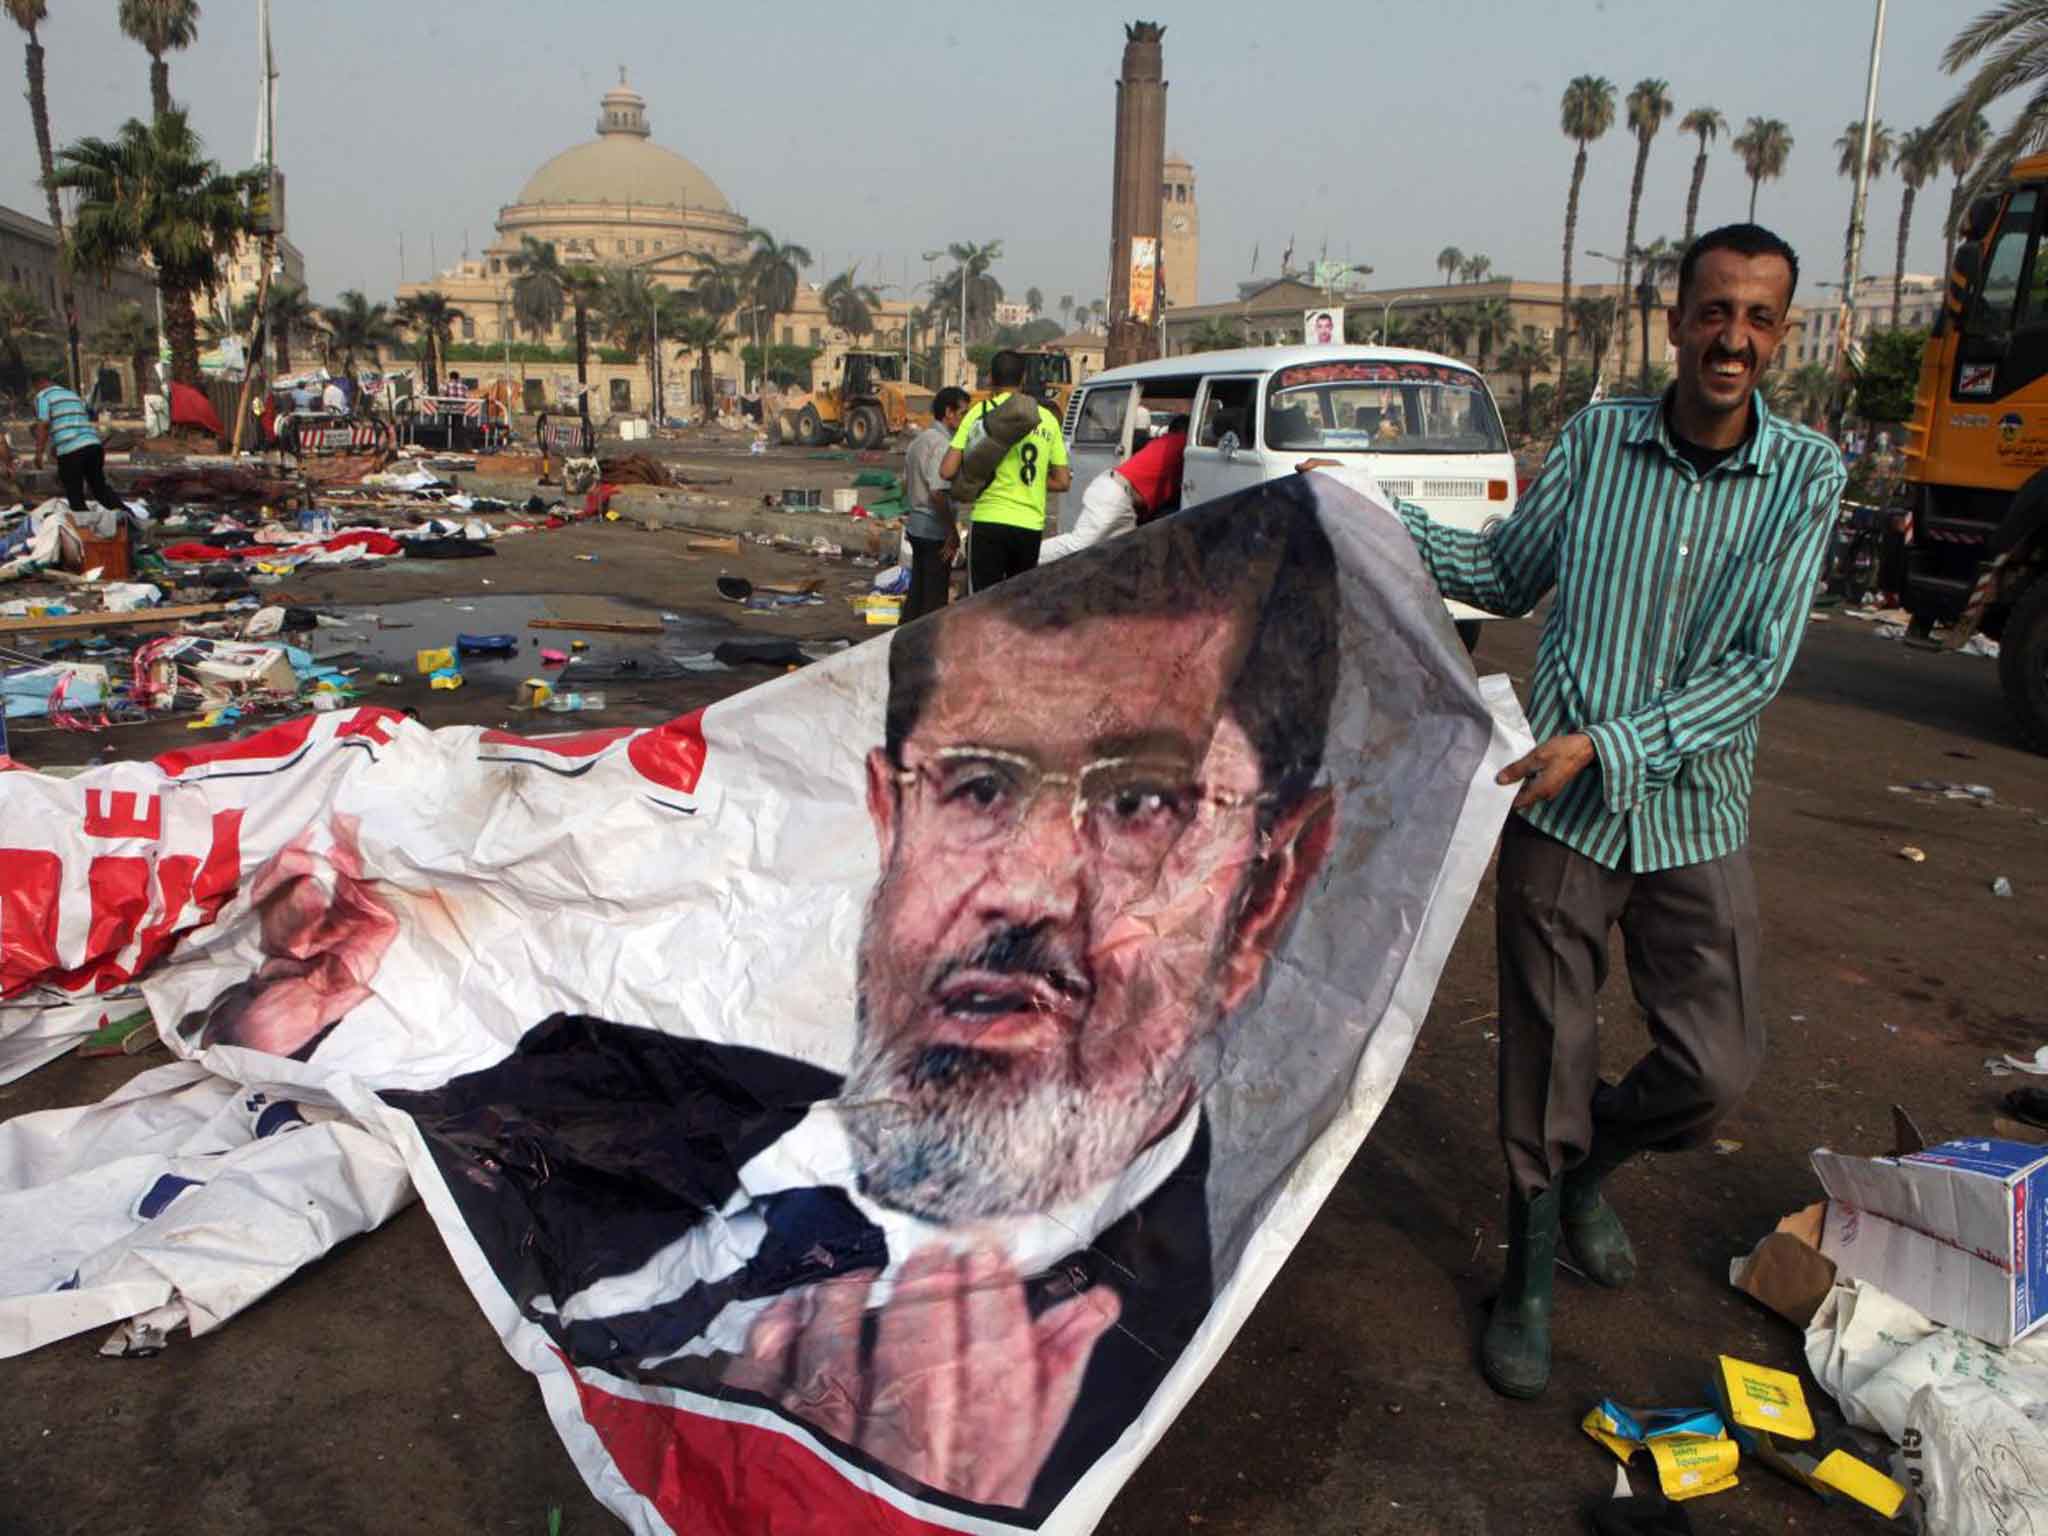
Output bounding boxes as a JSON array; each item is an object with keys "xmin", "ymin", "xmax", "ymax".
[
  {"xmin": 1998, "ymin": 578, "xmax": 2048, "ymax": 755},
  {"xmin": 1456, "ymin": 620, "xmax": 1482, "ymax": 655}
]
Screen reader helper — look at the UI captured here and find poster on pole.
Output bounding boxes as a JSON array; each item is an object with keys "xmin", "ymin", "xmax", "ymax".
[
  {"xmin": 0, "ymin": 476, "xmax": 1526, "ymax": 1534},
  {"xmin": 1128, "ymin": 237, "xmax": 1159, "ymax": 324},
  {"xmin": 1303, "ymin": 307, "xmax": 1345, "ymax": 346}
]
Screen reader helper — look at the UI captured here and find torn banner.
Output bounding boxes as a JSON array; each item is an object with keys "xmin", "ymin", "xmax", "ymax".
[{"xmin": 0, "ymin": 476, "xmax": 1526, "ymax": 1534}]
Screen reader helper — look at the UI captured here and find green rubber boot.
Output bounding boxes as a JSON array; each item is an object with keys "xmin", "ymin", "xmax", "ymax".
[
  {"xmin": 1481, "ymin": 1185, "xmax": 1559, "ymax": 1400},
  {"xmin": 1560, "ymin": 1141, "xmax": 1637, "ymax": 1289}
]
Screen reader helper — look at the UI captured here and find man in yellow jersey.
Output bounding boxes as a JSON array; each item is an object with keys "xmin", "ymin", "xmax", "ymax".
[{"xmin": 940, "ymin": 349, "xmax": 1071, "ymax": 592}]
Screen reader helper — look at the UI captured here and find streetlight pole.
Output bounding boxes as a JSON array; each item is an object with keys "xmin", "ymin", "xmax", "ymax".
[
  {"xmin": 1378, "ymin": 292, "xmax": 1427, "ymax": 342},
  {"xmin": 1636, "ymin": 277, "xmax": 1658, "ymax": 395},
  {"xmin": 1585, "ymin": 248, "xmax": 1631, "ymax": 383},
  {"xmin": 1834, "ymin": 0, "xmax": 1887, "ymax": 436}
]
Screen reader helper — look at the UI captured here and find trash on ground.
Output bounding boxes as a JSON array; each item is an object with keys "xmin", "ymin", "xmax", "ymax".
[
  {"xmin": 1993, "ymin": 876, "xmax": 2014, "ymax": 898},
  {"xmin": 1581, "ymin": 1400, "xmax": 1738, "ymax": 1501},
  {"xmin": 1897, "ymin": 846, "xmax": 1926, "ymax": 863}
]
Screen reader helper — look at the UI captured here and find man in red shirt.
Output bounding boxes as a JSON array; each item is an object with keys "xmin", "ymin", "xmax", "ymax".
[{"xmin": 1038, "ymin": 414, "xmax": 1187, "ymax": 563}]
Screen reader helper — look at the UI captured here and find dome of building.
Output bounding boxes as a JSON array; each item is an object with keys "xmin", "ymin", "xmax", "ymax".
[{"xmin": 515, "ymin": 72, "xmax": 731, "ymax": 214}]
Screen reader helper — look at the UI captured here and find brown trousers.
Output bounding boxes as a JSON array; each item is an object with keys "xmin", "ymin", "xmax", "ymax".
[{"xmin": 1495, "ymin": 816, "xmax": 1763, "ymax": 1197}]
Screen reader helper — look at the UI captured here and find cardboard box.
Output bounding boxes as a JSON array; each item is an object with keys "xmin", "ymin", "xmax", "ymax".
[{"xmin": 1811, "ymin": 1139, "xmax": 2048, "ymax": 1347}]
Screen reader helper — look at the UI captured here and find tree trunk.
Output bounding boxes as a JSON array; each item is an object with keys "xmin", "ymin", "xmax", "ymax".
[
  {"xmin": 574, "ymin": 304, "xmax": 589, "ymax": 388},
  {"xmin": 149, "ymin": 54, "xmax": 170, "ymax": 119},
  {"xmin": 164, "ymin": 284, "xmax": 201, "ymax": 386},
  {"xmin": 699, "ymin": 346, "xmax": 714, "ymax": 422},
  {"xmin": 1893, "ymin": 186, "xmax": 1915, "ymax": 331},
  {"xmin": 275, "ymin": 325, "xmax": 291, "ymax": 377},
  {"xmin": 1557, "ymin": 144, "xmax": 1586, "ymax": 423},
  {"xmin": 1684, "ymin": 146, "xmax": 1708, "ymax": 246},
  {"xmin": 1618, "ymin": 135, "xmax": 1652, "ymax": 381},
  {"xmin": 24, "ymin": 35, "xmax": 81, "ymax": 390},
  {"xmin": 1748, "ymin": 175, "xmax": 1760, "ymax": 222}
]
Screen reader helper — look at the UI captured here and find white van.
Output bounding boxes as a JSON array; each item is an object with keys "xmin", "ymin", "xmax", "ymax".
[{"xmin": 1060, "ymin": 345, "xmax": 1519, "ymax": 633}]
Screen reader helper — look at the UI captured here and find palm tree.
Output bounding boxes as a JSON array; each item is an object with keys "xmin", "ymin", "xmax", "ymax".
[
  {"xmin": 1571, "ymin": 295, "xmax": 1616, "ymax": 379},
  {"xmin": 8, "ymin": 0, "xmax": 79, "ymax": 387},
  {"xmin": 1461, "ymin": 253, "xmax": 1493, "ymax": 284},
  {"xmin": 1936, "ymin": 109, "xmax": 1990, "ymax": 277},
  {"xmin": 1496, "ymin": 338, "xmax": 1554, "ymax": 437},
  {"xmin": 1412, "ymin": 307, "xmax": 1450, "ymax": 352},
  {"xmin": 53, "ymin": 110, "xmax": 260, "ymax": 387},
  {"xmin": 1436, "ymin": 245, "xmax": 1464, "ymax": 286},
  {"xmin": 1186, "ymin": 317, "xmax": 1244, "ymax": 353},
  {"xmin": 1057, "ymin": 294, "xmax": 1073, "ymax": 329},
  {"xmin": 739, "ymin": 227, "xmax": 812, "ymax": 385},
  {"xmin": 90, "ymin": 300, "xmax": 155, "ymax": 401},
  {"xmin": 394, "ymin": 290, "xmax": 456, "ymax": 391},
  {"xmin": 319, "ymin": 290, "xmax": 396, "ymax": 376},
  {"xmin": 0, "ymin": 282, "xmax": 51, "ymax": 389},
  {"xmin": 1616, "ymin": 78, "xmax": 1673, "ymax": 381},
  {"xmin": 1442, "ymin": 306, "xmax": 1474, "ymax": 357},
  {"xmin": 1631, "ymin": 238, "xmax": 1682, "ymax": 386},
  {"xmin": 1678, "ymin": 106, "xmax": 1727, "ymax": 245},
  {"xmin": 1732, "ymin": 116, "xmax": 1794, "ymax": 220},
  {"xmin": 1892, "ymin": 126, "xmax": 1942, "ymax": 328},
  {"xmin": 939, "ymin": 240, "xmax": 1004, "ymax": 342},
  {"xmin": 1025, "ymin": 285, "xmax": 1044, "ymax": 318},
  {"xmin": 1941, "ymin": 7, "xmax": 2048, "ymax": 216},
  {"xmin": 262, "ymin": 280, "xmax": 314, "ymax": 375},
  {"xmin": 1471, "ymin": 298, "xmax": 1513, "ymax": 368},
  {"xmin": 508, "ymin": 235, "xmax": 567, "ymax": 345},
  {"xmin": 1835, "ymin": 119, "xmax": 1894, "ymax": 271},
  {"xmin": 1558, "ymin": 75, "xmax": 1616, "ymax": 398},
  {"xmin": 116, "ymin": 0, "xmax": 199, "ymax": 121},
  {"xmin": 668, "ymin": 309, "xmax": 735, "ymax": 422},
  {"xmin": 821, "ymin": 266, "xmax": 881, "ymax": 339},
  {"xmin": 1773, "ymin": 361, "xmax": 1834, "ymax": 427}
]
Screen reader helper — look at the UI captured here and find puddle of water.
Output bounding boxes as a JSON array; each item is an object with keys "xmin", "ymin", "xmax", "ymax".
[{"xmin": 311, "ymin": 594, "xmax": 743, "ymax": 674}]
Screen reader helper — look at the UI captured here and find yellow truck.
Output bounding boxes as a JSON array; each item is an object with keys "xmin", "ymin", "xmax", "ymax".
[
  {"xmin": 1899, "ymin": 152, "xmax": 2048, "ymax": 749},
  {"xmin": 780, "ymin": 351, "xmax": 933, "ymax": 450}
]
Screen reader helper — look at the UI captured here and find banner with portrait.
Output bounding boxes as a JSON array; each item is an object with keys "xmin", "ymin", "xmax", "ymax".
[{"xmin": 0, "ymin": 475, "xmax": 1527, "ymax": 1533}]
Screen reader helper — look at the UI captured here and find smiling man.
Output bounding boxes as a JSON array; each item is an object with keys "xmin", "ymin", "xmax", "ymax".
[
  {"xmin": 1392, "ymin": 223, "xmax": 1844, "ymax": 1400},
  {"xmin": 382, "ymin": 487, "xmax": 1341, "ymax": 1520}
]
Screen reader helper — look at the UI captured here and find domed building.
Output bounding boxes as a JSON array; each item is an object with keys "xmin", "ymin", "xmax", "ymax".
[{"xmin": 395, "ymin": 74, "xmax": 911, "ymax": 416}]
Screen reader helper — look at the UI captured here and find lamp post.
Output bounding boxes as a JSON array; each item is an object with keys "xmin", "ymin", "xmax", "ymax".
[
  {"xmin": 1636, "ymin": 275, "xmax": 1659, "ymax": 395},
  {"xmin": 1377, "ymin": 292, "xmax": 1428, "ymax": 343},
  {"xmin": 1585, "ymin": 248, "xmax": 1631, "ymax": 381}
]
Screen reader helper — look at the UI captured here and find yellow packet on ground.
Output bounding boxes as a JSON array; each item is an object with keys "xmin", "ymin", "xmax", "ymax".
[
  {"xmin": 1648, "ymin": 1435, "xmax": 1740, "ymax": 1500},
  {"xmin": 416, "ymin": 647, "xmax": 454, "ymax": 674},
  {"xmin": 1813, "ymin": 1449, "xmax": 1907, "ymax": 1517},
  {"xmin": 1718, "ymin": 1356, "xmax": 1816, "ymax": 1440},
  {"xmin": 1580, "ymin": 1405, "xmax": 1637, "ymax": 1462}
]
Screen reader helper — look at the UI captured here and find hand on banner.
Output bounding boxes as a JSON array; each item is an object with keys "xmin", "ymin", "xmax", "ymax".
[
  {"xmin": 1496, "ymin": 732, "xmax": 1595, "ymax": 810},
  {"xmin": 723, "ymin": 1246, "xmax": 1123, "ymax": 1508}
]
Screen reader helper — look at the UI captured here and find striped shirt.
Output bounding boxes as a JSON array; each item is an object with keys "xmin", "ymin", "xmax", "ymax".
[
  {"xmin": 1398, "ymin": 392, "xmax": 1844, "ymax": 873},
  {"xmin": 33, "ymin": 385, "xmax": 100, "ymax": 458}
]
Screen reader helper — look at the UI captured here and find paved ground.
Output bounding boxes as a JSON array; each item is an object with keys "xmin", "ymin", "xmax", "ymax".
[{"xmin": 2, "ymin": 468, "xmax": 2046, "ymax": 1535}]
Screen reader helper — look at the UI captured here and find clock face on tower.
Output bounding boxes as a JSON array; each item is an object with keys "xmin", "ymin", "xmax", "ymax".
[{"xmin": 1169, "ymin": 213, "xmax": 1189, "ymax": 234}]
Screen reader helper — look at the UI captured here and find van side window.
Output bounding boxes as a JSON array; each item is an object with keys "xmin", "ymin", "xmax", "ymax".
[
  {"xmin": 1197, "ymin": 378, "xmax": 1258, "ymax": 448},
  {"xmin": 1073, "ymin": 385, "xmax": 1131, "ymax": 447}
]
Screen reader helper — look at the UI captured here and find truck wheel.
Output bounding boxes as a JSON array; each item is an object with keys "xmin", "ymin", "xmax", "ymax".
[
  {"xmin": 1998, "ymin": 576, "xmax": 2048, "ymax": 755},
  {"xmin": 794, "ymin": 405, "xmax": 825, "ymax": 446},
  {"xmin": 846, "ymin": 404, "xmax": 885, "ymax": 451}
]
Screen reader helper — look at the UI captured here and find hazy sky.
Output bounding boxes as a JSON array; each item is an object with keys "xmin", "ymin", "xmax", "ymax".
[{"xmin": 1, "ymin": 1, "xmax": 1997, "ymax": 314}]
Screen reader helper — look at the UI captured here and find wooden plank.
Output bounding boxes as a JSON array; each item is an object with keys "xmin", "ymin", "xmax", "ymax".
[
  {"xmin": 527, "ymin": 617, "xmax": 663, "ymax": 636},
  {"xmin": 0, "ymin": 603, "xmax": 231, "ymax": 637},
  {"xmin": 686, "ymin": 536, "xmax": 741, "ymax": 553}
]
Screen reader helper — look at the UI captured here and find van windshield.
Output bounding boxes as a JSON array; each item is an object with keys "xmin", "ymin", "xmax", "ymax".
[{"xmin": 1263, "ymin": 361, "xmax": 1507, "ymax": 455}]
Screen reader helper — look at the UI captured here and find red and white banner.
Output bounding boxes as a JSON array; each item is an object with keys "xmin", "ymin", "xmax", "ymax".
[{"xmin": 0, "ymin": 476, "xmax": 1526, "ymax": 1532}]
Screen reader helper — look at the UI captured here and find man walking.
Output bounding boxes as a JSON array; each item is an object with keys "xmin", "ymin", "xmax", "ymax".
[
  {"xmin": 29, "ymin": 370, "xmax": 122, "ymax": 514},
  {"xmin": 940, "ymin": 350, "xmax": 1070, "ymax": 592},
  {"xmin": 900, "ymin": 386, "xmax": 970, "ymax": 622},
  {"xmin": 1392, "ymin": 224, "xmax": 1843, "ymax": 1398}
]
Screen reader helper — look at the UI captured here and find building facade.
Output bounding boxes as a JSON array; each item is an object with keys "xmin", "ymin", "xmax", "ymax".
[
  {"xmin": 1, "ymin": 204, "xmax": 158, "ymax": 395},
  {"xmin": 393, "ymin": 75, "xmax": 912, "ymax": 414},
  {"xmin": 1162, "ymin": 153, "xmax": 1197, "ymax": 310},
  {"xmin": 1791, "ymin": 273, "xmax": 1941, "ymax": 369}
]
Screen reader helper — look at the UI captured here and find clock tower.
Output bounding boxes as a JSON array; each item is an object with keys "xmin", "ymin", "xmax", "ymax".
[{"xmin": 1162, "ymin": 152, "xmax": 1198, "ymax": 310}]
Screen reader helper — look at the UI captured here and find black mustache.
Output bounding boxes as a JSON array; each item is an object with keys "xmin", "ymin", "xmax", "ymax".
[{"xmin": 930, "ymin": 923, "xmax": 1093, "ymax": 1002}]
